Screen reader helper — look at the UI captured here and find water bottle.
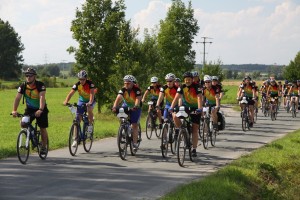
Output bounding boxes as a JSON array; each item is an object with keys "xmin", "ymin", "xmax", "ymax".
[{"xmin": 128, "ymin": 126, "xmax": 132, "ymax": 137}]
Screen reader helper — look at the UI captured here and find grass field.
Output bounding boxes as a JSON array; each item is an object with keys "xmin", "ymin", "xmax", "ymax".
[{"xmin": 161, "ymin": 129, "xmax": 300, "ymax": 200}]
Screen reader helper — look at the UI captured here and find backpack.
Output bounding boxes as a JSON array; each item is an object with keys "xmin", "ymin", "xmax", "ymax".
[{"xmin": 217, "ymin": 111, "xmax": 226, "ymax": 131}]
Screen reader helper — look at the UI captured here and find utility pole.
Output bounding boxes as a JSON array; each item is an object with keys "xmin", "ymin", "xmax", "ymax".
[
  {"xmin": 61, "ymin": 60, "xmax": 66, "ymax": 79},
  {"xmin": 196, "ymin": 37, "xmax": 213, "ymax": 68}
]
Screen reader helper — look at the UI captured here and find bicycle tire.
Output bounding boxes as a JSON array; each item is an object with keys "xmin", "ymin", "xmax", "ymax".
[
  {"xmin": 202, "ymin": 119, "xmax": 209, "ymax": 149},
  {"xmin": 155, "ymin": 116, "xmax": 161, "ymax": 138},
  {"xmin": 169, "ymin": 125, "xmax": 176, "ymax": 155},
  {"xmin": 242, "ymin": 111, "xmax": 247, "ymax": 132},
  {"xmin": 145, "ymin": 115, "xmax": 153, "ymax": 139},
  {"xmin": 117, "ymin": 125, "xmax": 127, "ymax": 160},
  {"xmin": 17, "ymin": 130, "xmax": 30, "ymax": 164},
  {"xmin": 198, "ymin": 119, "xmax": 202, "ymax": 140},
  {"xmin": 69, "ymin": 123, "xmax": 79, "ymax": 156},
  {"xmin": 188, "ymin": 131, "xmax": 195, "ymax": 162},
  {"xmin": 161, "ymin": 123, "xmax": 169, "ymax": 158},
  {"xmin": 177, "ymin": 130, "xmax": 186, "ymax": 167},
  {"xmin": 129, "ymin": 137, "xmax": 137, "ymax": 156},
  {"xmin": 210, "ymin": 129, "xmax": 217, "ymax": 147},
  {"xmin": 292, "ymin": 103, "xmax": 296, "ymax": 118},
  {"xmin": 37, "ymin": 131, "xmax": 49, "ymax": 160},
  {"xmin": 83, "ymin": 124, "xmax": 93, "ymax": 153},
  {"xmin": 136, "ymin": 123, "xmax": 142, "ymax": 148}
]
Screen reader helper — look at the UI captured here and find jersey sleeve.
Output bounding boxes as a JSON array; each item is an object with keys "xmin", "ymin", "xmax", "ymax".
[{"xmin": 17, "ymin": 83, "xmax": 26, "ymax": 94}]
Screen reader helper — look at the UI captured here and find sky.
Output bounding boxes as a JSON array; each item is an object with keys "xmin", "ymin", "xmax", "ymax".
[{"xmin": 0, "ymin": 0, "xmax": 299, "ymax": 65}]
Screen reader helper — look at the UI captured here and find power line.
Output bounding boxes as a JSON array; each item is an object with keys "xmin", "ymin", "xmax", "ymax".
[{"xmin": 196, "ymin": 37, "xmax": 213, "ymax": 67}]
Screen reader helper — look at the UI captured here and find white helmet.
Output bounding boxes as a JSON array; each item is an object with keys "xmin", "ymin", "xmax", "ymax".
[
  {"xmin": 78, "ymin": 70, "xmax": 87, "ymax": 79},
  {"xmin": 212, "ymin": 76, "xmax": 218, "ymax": 81},
  {"xmin": 204, "ymin": 75, "xmax": 212, "ymax": 82},
  {"xmin": 150, "ymin": 76, "xmax": 158, "ymax": 83},
  {"xmin": 192, "ymin": 71, "xmax": 199, "ymax": 77},
  {"xmin": 165, "ymin": 73, "xmax": 175, "ymax": 81},
  {"xmin": 123, "ymin": 75, "xmax": 135, "ymax": 82}
]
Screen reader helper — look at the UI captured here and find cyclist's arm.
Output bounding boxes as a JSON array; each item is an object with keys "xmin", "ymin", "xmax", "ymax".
[
  {"xmin": 215, "ymin": 94, "xmax": 220, "ymax": 107},
  {"xmin": 266, "ymin": 86, "xmax": 270, "ymax": 96},
  {"xmin": 113, "ymin": 94, "xmax": 123, "ymax": 108},
  {"xmin": 39, "ymin": 91, "xmax": 46, "ymax": 111},
  {"xmin": 88, "ymin": 88, "xmax": 95, "ymax": 105},
  {"xmin": 237, "ymin": 87, "xmax": 242, "ymax": 99},
  {"xmin": 170, "ymin": 93, "xmax": 181, "ymax": 109},
  {"xmin": 197, "ymin": 93, "xmax": 203, "ymax": 109},
  {"xmin": 134, "ymin": 96, "xmax": 141, "ymax": 108},
  {"xmin": 141, "ymin": 90, "xmax": 149, "ymax": 103},
  {"xmin": 63, "ymin": 89, "xmax": 76, "ymax": 105},
  {"xmin": 12, "ymin": 93, "xmax": 22, "ymax": 115},
  {"xmin": 287, "ymin": 87, "xmax": 292, "ymax": 96},
  {"xmin": 156, "ymin": 92, "xmax": 164, "ymax": 108}
]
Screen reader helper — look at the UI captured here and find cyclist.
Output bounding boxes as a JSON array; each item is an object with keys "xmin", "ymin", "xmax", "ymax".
[
  {"xmin": 288, "ymin": 81, "xmax": 300, "ymax": 112},
  {"xmin": 266, "ymin": 79, "xmax": 280, "ymax": 111},
  {"xmin": 156, "ymin": 73, "xmax": 178, "ymax": 135},
  {"xmin": 282, "ymin": 80, "xmax": 289, "ymax": 108},
  {"xmin": 12, "ymin": 68, "xmax": 49, "ymax": 154},
  {"xmin": 252, "ymin": 80, "xmax": 259, "ymax": 113},
  {"xmin": 112, "ymin": 75, "xmax": 142, "ymax": 150},
  {"xmin": 169, "ymin": 72, "xmax": 202, "ymax": 157},
  {"xmin": 211, "ymin": 76, "xmax": 224, "ymax": 100},
  {"xmin": 202, "ymin": 75, "xmax": 220, "ymax": 130},
  {"xmin": 192, "ymin": 71, "xmax": 204, "ymax": 87},
  {"xmin": 237, "ymin": 76, "xmax": 257, "ymax": 127},
  {"xmin": 142, "ymin": 76, "xmax": 163, "ymax": 128},
  {"xmin": 63, "ymin": 70, "xmax": 96, "ymax": 143}
]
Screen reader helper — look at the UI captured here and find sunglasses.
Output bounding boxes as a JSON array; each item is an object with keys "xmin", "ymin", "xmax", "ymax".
[
  {"xmin": 124, "ymin": 82, "xmax": 131, "ymax": 85},
  {"xmin": 79, "ymin": 78, "xmax": 86, "ymax": 81},
  {"xmin": 166, "ymin": 80, "xmax": 173, "ymax": 83},
  {"xmin": 25, "ymin": 74, "xmax": 34, "ymax": 78},
  {"xmin": 205, "ymin": 81, "xmax": 211, "ymax": 83}
]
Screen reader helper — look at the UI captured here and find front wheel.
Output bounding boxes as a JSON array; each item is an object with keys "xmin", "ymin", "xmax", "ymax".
[
  {"xmin": 202, "ymin": 120, "xmax": 209, "ymax": 149},
  {"xmin": 69, "ymin": 124, "xmax": 79, "ymax": 156},
  {"xmin": 145, "ymin": 115, "xmax": 153, "ymax": 139},
  {"xmin": 37, "ymin": 131, "xmax": 49, "ymax": 160},
  {"xmin": 136, "ymin": 123, "xmax": 142, "ymax": 148},
  {"xmin": 210, "ymin": 129, "xmax": 217, "ymax": 147},
  {"xmin": 17, "ymin": 130, "xmax": 30, "ymax": 164},
  {"xmin": 177, "ymin": 130, "xmax": 186, "ymax": 167},
  {"xmin": 242, "ymin": 111, "xmax": 247, "ymax": 132},
  {"xmin": 117, "ymin": 126, "xmax": 128, "ymax": 160},
  {"xmin": 161, "ymin": 123, "xmax": 169, "ymax": 158},
  {"xmin": 83, "ymin": 124, "xmax": 93, "ymax": 152}
]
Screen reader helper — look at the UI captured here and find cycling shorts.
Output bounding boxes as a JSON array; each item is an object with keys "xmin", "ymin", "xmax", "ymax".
[
  {"xmin": 76, "ymin": 99, "xmax": 96, "ymax": 120},
  {"xmin": 25, "ymin": 106, "xmax": 49, "ymax": 128}
]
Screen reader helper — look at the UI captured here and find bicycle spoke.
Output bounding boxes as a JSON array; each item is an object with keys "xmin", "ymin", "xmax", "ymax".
[{"xmin": 17, "ymin": 130, "xmax": 29, "ymax": 164}]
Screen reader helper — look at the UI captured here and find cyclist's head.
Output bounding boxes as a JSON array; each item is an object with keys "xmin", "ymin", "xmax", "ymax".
[
  {"xmin": 270, "ymin": 79, "xmax": 276, "ymax": 85},
  {"xmin": 165, "ymin": 73, "xmax": 175, "ymax": 82},
  {"xmin": 150, "ymin": 76, "xmax": 158, "ymax": 83},
  {"xmin": 183, "ymin": 72, "xmax": 193, "ymax": 86},
  {"xmin": 24, "ymin": 68, "xmax": 37, "ymax": 83},
  {"xmin": 123, "ymin": 75, "xmax": 134, "ymax": 88},
  {"xmin": 192, "ymin": 71, "xmax": 199, "ymax": 77},
  {"xmin": 212, "ymin": 76, "xmax": 218, "ymax": 81},
  {"xmin": 204, "ymin": 75, "xmax": 212, "ymax": 87},
  {"xmin": 175, "ymin": 78, "xmax": 181, "ymax": 82},
  {"xmin": 244, "ymin": 76, "xmax": 251, "ymax": 81},
  {"xmin": 278, "ymin": 81, "xmax": 281, "ymax": 84},
  {"xmin": 285, "ymin": 80, "xmax": 288, "ymax": 84},
  {"xmin": 24, "ymin": 67, "xmax": 37, "ymax": 76},
  {"xmin": 77, "ymin": 70, "xmax": 87, "ymax": 79}
]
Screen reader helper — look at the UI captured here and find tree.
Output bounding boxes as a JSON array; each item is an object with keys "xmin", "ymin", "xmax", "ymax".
[
  {"xmin": 0, "ymin": 19, "xmax": 24, "ymax": 79},
  {"xmin": 201, "ymin": 59, "xmax": 224, "ymax": 82},
  {"xmin": 283, "ymin": 52, "xmax": 300, "ymax": 81},
  {"xmin": 68, "ymin": 0, "xmax": 127, "ymax": 112},
  {"xmin": 157, "ymin": 0, "xmax": 199, "ymax": 78}
]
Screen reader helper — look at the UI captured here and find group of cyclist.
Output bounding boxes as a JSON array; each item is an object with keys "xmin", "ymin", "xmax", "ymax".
[
  {"xmin": 112, "ymin": 71, "xmax": 224, "ymax": 157},
  {"xmin": 237, "ymin": 75, "xmax": 300, "ymax": 126}
]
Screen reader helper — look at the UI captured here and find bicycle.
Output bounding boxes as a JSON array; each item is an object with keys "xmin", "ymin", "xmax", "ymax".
[
  {"xmin": 269, "ymin": 97, "xmax": 278, "ymax": 121},
  {"xmin": 286, "ymin": 95, "xmax": 291, "ymax": 113},
  {"xmin": 12, "ymin": 113, "xmax": 49, "ymax": 164},
  {"xmin": 161, "ymin": 110, "xmax": 176, "ymax": 158},
  {"xmin": 201, "ymin": 105, "xmax": 218, "ymax": 149},
  {"xmin": 145, "ymin": 101, "xmax": 160, "ymax": 139},
  {"xmin": 116, "ymin": 107, "xmax": 141, "ymax": 160},
  {"xmin": 175, "ymin": 106, "xmax": 197, "ymax": 167},
  {"xmin": 67, "ymin": 103, "xmax": 93, "ymax": 156},
  {"xmin": 240, "ymin": 97, "xmax": 250, "ymax": 132}
]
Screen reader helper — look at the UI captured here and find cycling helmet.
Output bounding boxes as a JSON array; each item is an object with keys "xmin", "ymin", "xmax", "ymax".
[
  {"xmin": 123, "ymin": 75, "xmax": 135, "ymax": 82},
  {"xmin": 212, "ymin": 76, "xmax": 218, "ymax": 81},
  {"xmin": 285, "ymin": 80, "xmax": 288, "ymax": 84},
  {"xmin": 270, "ymin": 79, "xmax": 276, "ymax": 83},
  {"xmin": 150, "ymin": 76, "xmax": 158, "ymax": 83},
  {"xmin": 244, "ymin": 76, "xmax": 251, "ymax": 80},
  {"xmin": 183, "ymin": 72, "xmax": 193, "ymax": 78},
  {"xmin": 78, "ymin": 70, "xmax": 88, "ymax": 79},
  {"xmin": 131, "ymin": 75, "xmax": 137, "ymax": 83},
  {"xmin": 192, "ymin": 71, "xmax": 199, "ymax": 77},
  {"xmin": 278, "ymin": 81, "xmax": 281, "ymax": 84},
  {"xmin": 165, "ymin": 73, "xmax": 176, "ymax": 81},
  {"xmin": 175, "ymin": 78, "xmax": 181, "ymax": 82},
  {"xmin": 24, "ymin": 68, "xmax": 37, "ymax": 75},
  {"xmin": 204, "ymin": 75, "xmax": 212, "ymax": 82}
]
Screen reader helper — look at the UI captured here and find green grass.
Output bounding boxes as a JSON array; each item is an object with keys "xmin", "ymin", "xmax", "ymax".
[
  {"xmin": 161, "ymin": 130, "xmax": 300, "ymax": 200},
  {"xmin": 222, "ymin": 85, "xmax": 239, "ymax": 104},
  {"xmin": 0, "ymin": 88, "xmax": 146, "ymax": 159}
]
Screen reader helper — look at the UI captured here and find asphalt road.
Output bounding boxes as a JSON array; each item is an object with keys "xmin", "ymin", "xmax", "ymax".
[{"xmin": 1, "ymin": 105, "xmax": 300, "ymax": 200}]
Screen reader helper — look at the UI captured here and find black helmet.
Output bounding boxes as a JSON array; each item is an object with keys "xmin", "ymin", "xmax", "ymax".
[
  {"xmin": 24, "ymin": 68, "xmax": 37, "ymax": 75},
  {"xmin": 244, "ymin": 76, "xmax": 251, "ymax": 80},
  {"xmin": 183, "ymin": 72, "xmax": 193, "ymax": 78},
  {"xmin": 175, "ymin": 78, "xmax": 181, "ymax": 82}
]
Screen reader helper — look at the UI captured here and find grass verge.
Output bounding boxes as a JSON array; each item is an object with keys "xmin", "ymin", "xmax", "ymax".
[{"xmin": 161, "ymin": 129, "xmax": 300, "ymax": 200}]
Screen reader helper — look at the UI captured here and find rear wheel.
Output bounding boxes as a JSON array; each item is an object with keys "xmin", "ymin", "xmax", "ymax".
[
  {"xmin": 292, "ymin": 103, "xmax": 296, "ymax": 118},
  {"xmin": 17, "ymin": 130, "xmax": 30, "ymax": 164},
  {"xmin": 202, "ymin": 120, "xmax": 209, "ymax": 149},
  {"xmin": 188, "ymin": 132, "xmax": 195, "ymax": 162},
  {"xmin": 117, "ymin": 126, "xmax": 127, "ymax": 160},
  {"xmin": 177, "ymin": 130, "xmax": 186, "ymax": 167},
  {"xmin": 37, "ymin": 131, "xmax": 49, "ymax": 160},
  {"xmin": 83, "ymin": 124, "xmax": 93, "ymax": 152},
  {"xmin": 136, "ymin": 123, "xmax": 142, "ymax": 148},
  {"xmin": 210, "ymin": 129, "xmax": 217, "ymax": 147},
  {"xmin": 69, "ymin": 124, "xmax": 79, "ymax": 156},
  {"xmin": 145, "ymin": 115, "xmax": 153, "ymax": 139},
  {"xmin": 161, "ymin": 123, "xmax": 169, "ymax": 158},
  {"xmin": 169, "ymin": 125, "xmax": 176, "ymax": 155}
]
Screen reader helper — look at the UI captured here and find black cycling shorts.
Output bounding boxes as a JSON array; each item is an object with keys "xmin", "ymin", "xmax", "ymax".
[{"xmin": 25, "ymin": 107, "xmax": 49, "ymax": 128}]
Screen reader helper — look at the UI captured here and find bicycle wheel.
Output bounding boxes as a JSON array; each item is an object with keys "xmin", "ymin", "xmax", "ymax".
[
  {"xmin": 292, "ymin": 104, "xmax": 296, "ymax": 118},
  {"xmin": 83, "ymin": 124, "xmax": 93, "ymax": 153},
  {"xmin": 17, "ymin": 130, "xmax": 30, "ymax": 164},
  {"xmin": 254, "ymin": 108, "xmax": 258, "ymax": 123},
  {"xmin": 202, "ymin": 120, "xmax": 209, "ymax": 149},
  {"xmin": 129, "ymin": 137, "xmax": 137, "ymax": 156},
  {"xmin": 37, "ymin": 131, "xmax": 49, "ymax": 160},
  {"xmin": 117, "ymin": 125, "xmax": 127, "ymax": 160},
  {"xmin": 169, "ymin": 125, "xmax": 176, "ymax": 155},
  {"xmin": 188, "ymin": 132, "xmax": 195, "ymax": 162},
  {"xmin": 242, "ymin": 111, "xmax": 247, "ymax": 132},
  {"xmin": 198, "ymin": 118, "xmax": 202, "ymax": 140},
  {"xmin": 210, "ymin": 129, "xmax": 217, "ymax": 147},
  {"xmin": 161, "ymin": 123, "xmax": 169, "ymax": 158},
  {"xmin": 177, "ymin": 130, "xmax": 186, "ymax": 167},
  {"xmin": 155, "ymin": 116, "xmax": 161, "ymax": 138},
  {"xmin": 69, "ymin": 123, "xmax": 79, "ymax": 156},
  {"xmin": 136, "ymin": 123, "xmax": 142, "ymax": 148},
  {"xmin": 145, "ymin": 115, "xmax": 153, "ymax": 139}
]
